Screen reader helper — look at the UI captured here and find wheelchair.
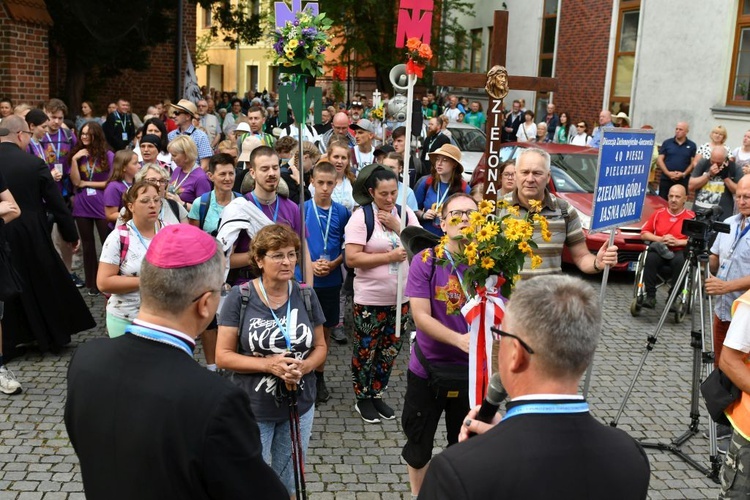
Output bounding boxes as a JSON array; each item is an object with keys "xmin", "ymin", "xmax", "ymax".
[{"xmin": 630, "ymin": 244, "xmax": 697, "ymax": 323}]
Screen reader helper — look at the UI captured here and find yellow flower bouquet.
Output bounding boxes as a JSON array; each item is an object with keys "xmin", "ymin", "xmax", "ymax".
[{"xmin": 429, "ymin": 198, "xmax": 550, "ymax": 298}]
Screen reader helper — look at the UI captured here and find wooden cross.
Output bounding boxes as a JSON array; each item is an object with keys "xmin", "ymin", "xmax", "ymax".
[
  {"xmin": 372, "ymin": 89, "xmax": 382, "ymax": 108},
  {"xmin": 433, "ymin": 11, "xmax": 559, "ymax": 200}
]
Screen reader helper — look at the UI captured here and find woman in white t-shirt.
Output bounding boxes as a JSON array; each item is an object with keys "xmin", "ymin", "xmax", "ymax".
[
  {"xmin": 516, "ymin": 110, "xmax": 536, "ymax": 143},
  {"xmin": 97, "ymin": 181, "xmax": 164, "ymax": 337},
  {"xmin": 321, "ymin": 139, "xmax": 357, "ymax": 212},
  {"xmin": 344, "ymin": 167, "xmax": 418, "ymax": 424},
  {"xmin": 135, "ymin": 163, "xmax": 188, "ymax": 225}
]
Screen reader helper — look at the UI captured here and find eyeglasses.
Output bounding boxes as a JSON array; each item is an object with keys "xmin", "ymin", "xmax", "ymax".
[
  {"xmin": 490, "ymin": 327, "xmax": 535, "ymax": 354},
  {"xmin": 502, "ymin": 173, "xmax": 515, "ymax": 179},
  {"xmin": 191, "ymin": 289, "xmax": 220, "ymax": 302},
  {"xmin": 145, "ymin": 178, "xmax": 169, "ymax": 186},
  {"xmin": 447, "ymin": 209, "xmax": 478, "ymax": 219},
  {"xmin": 137, "ymin": 197, "xmax": 162, "ymax": 205},
  {"xmin": 80, "ymin": 132, "xmax": 91, "ymax": 137},
  {"xmin": 736, "ymin": 195, "xmax": 750, "ymax": 202},
  {"xmin": 576, "ymin": 124, "xmax": 586, "ymax": 128},
  {"xmin": 265, "ymin": 251, "xmax": 299, "ymax": 263},
  {"xmin": 19, "ymin": 130, "xmax": 32, "ymax": 135}
]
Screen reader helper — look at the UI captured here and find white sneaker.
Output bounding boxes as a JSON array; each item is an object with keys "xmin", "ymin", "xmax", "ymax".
[{"xmin": 0, "ymin": 365, "xmax": 22, "ymax": 395}]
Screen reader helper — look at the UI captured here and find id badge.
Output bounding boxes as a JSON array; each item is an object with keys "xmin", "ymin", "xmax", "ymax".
[
  {"xmin": 121, "ymin": 132, "xmax": 128, "ymax": 141},
  {"xmin": 86, "ymin": 188, "xmax": 96, "ymax": 196},
  {"xmin": 389, "ymin": 261, "xmax": 400, "ymax": 275},
  {"xmin": 53, "ymin": 163, "xmax": 63, "ymax": 174},
  {"xmin": 319, "ymin": 253, "xmax": 330, "ymax": 262}
]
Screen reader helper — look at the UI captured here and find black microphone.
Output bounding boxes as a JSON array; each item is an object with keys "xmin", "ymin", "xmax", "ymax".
[{"xmin": 469, "ymin": 373, "xmax": 507, "ymax": 437}]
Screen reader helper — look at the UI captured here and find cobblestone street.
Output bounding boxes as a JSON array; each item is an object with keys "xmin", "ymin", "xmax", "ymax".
[{"xmin": 0, "ymin": 270, "xmax": 724, "ymax": 498}]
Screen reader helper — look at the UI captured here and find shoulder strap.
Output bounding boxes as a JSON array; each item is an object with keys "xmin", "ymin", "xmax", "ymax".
[
  {"xmin": 551, "ymin": 193, "xmax": 571, "ymax": 232},
  {"xmin": 63, "ymin": 128, "xmax": 73, "ymax": 144},
  {"xmin": 296, "ymin": 282, "xmax": 315, "ymax": 320},
  {"xmin": 167, "ymin": 198, "xmax": 181, "ymax": 219},
  {"xmin": 237, "ymin": 282, "xmax": 252, "ymax": 338},
  {"xmin": 116, "ymin": 224, "xmax": 129, "ymax": 270},
  {"xmin": 363, "ymin": 203, "xmax": 375, "ymax": 242},
  {"xmin": 198, "ymin": 192, "xmax": 211, "ymax": 230}
]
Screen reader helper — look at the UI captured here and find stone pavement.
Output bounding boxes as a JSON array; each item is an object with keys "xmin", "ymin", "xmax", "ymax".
[{"xmin": 0, "ymin": 270, "xmax": 724, "ymax": 498}]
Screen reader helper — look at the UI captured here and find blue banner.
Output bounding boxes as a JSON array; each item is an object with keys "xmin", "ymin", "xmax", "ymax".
[{"xmin": 591, "ymin": 129, "xmax": 656, "ymax": 232}]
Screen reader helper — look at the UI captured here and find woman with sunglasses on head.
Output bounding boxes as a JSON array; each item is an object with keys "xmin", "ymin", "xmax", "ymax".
[
  {"xmin": 69, "ymin": 121, "xmax": 115, "ymax": 295},
  {"xmin": 103, "ymin": 150, "xmax": 140, "ymax": 226},
  {"xmin": 97, "ymin": 180, "xmax": 164, "ymax": 338},
  {"xmin": 136, "ymin": 163, "xmax": 189, "ymax": 226},
  {"xmin": 217, "ymin": 224, "xmax": 327, "ymax": 495},
  {"xmin": 570, "ymin": 121, "xmax": 592, "ymax": 146}
]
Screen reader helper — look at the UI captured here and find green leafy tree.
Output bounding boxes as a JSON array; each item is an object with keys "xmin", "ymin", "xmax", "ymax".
[
  {"xmin": 318, "ymin": 0, "xmax": 474, "ymax": 90},
  {"xmin": 44, "ymin": 0, "xmax": 262, "ymax": 112}
]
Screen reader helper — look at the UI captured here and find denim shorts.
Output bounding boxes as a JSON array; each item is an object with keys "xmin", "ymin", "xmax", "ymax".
[{"xmin": 257, "ymin": 405, "xmax": 315, "ymax": 495}]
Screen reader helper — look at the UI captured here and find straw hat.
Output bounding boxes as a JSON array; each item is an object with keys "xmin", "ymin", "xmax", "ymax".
[
  {"xmin": 614, "ymin": 112, "xmax": 630, "ymax": 126},
  {"xmin": 169, "ymin": 99, "xmax": 198, "ymax": 119},
  {"xmin": 428, "ymin": 144, "xmax": 464, "ymax": 173}
]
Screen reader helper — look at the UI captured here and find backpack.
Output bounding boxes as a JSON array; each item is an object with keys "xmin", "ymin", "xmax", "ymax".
[
  {"xmin": 197, "ymin": 191, "xmax": 242, "ymax": 235},
  {"xmin": 166, "ymin": 198, "xmax": 181, "ymax": 220},
  {"xmin": 424, "ymin": 176, "xmax": 468, "ymax": 194},
  {"xmin": 235, "ymin": 280, "xmax": 316, "ymax": 343},
  {"xmin": 116, "ymin": 224, "xmax": 130, "ymax": 271},
  {"xmin": 361, "ymin": 202, "xmax": 414, "ymax": 242}
]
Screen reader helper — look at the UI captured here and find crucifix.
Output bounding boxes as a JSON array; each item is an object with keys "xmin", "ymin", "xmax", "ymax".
[
  {"xmin": 372, "ymin": 89, "xmax": 382, "ymax": 108},
  {"xmin": 433, "ymin": 10, "xmax": 558, "ymax": 201}
]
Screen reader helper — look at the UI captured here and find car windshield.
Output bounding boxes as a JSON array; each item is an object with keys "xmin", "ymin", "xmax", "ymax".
[
  {"xmin": 449, "ymin": 127, "xmax": 486, "ymax": 152},
  {"xmin": 499, "ymin": 147, "xmax": 597, "ymax": 193}
]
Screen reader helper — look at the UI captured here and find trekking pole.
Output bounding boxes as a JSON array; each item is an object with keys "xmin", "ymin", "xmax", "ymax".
[{"xmin": 286, "ymin": 382, "xmax": 306, "ymax": 500}]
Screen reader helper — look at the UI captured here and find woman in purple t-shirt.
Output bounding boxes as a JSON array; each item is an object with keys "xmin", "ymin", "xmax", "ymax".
[
  {"xmin": 103, "ymin": 150, "xmax": 140, "ymax": 226},
  {"xmin": 167, "ymin": 135, "xmax": 211, "ymax": 210},
  {"xmin": 69, "ymin": 122, "xmax": 115, "ymax": 295}
]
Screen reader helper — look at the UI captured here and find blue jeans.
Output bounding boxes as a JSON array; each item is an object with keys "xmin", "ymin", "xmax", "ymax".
[{"xmin": 257, "ymin": 405, "xmax": 314, "ymax": 495}]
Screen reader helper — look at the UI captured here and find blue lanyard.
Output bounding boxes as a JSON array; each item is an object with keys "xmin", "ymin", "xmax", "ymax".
[
  {"xmin": 730, "ymin": 219, "xmax": 750, "ymax": 255},
  {"xmin": 435, "ymin": 181, "xmax": 450, "ymax": 208},
  {"xmin": 114, "ymin": 111, "xmax": 127, "ymax": 128},
  {"xmin": 30, "ymin": 139, "xmax": 44, "ymax": 160},
  {"xmin": 128, "ymin": 221, "xmax": 157, "ymax": 249},
  {"xmin": 45, "ymin": 130, "xmax": 62, "ymax": 162},
  {"xmin": 503, "ymin": 401, "xmax": 589, "ymax": 421},
  {"xmin": 444, "ymin": 249, "xmax": 469, "ymax": 300},
  {"xmin": 257, "ymin": 279, "xmax": 293, "ymax": 351},
  {"xmin": 251, "ymin": 193, "xmax": 280, "ymax": 223},
  {"xmin": 125, "ymin": 324, "xmax": 194, "ymax": 357},
  {"xmin": 313, "ymin": 203, "xmax": 332, "ymax": 254}
]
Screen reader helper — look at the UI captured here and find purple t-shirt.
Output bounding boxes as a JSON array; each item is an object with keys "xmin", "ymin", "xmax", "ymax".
[
  {"xmin": 72, "ymin": 151, "xmax": 115, "ymax": 219},
  {"xmin": 39, "ymin": 129, "xmax": 77, "ymax": 196},
  {"xmin": 169, "ymin": 166, "xmax": 211, "ymax": 204},
  {"xmin": 405, "ymin": 249, "xmax": 470, "ymax": 379}
]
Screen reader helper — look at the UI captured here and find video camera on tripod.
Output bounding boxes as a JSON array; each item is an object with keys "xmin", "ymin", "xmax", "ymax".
[{"xmin": 682, "ymin": 206, "xmax": 730, "ymax": 247}]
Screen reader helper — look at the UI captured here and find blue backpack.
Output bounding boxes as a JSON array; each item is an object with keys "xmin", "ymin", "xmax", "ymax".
[{"xmin": 196, "ymin": 191, "xmax": 242, "ymax": 236}]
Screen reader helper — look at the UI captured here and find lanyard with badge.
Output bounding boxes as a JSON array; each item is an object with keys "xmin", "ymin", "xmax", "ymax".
[
  {"xmin": 82, "ymin": 158, "xmax": 98, "ymax": 196},
  {"xmin": 170, "ymin": 164, "xmax": 198, "ymax": 193},
  {"xmin": 250, "ymin": 193, "xmax": 280, "ymax": 222},
  {"xmin": 313, "ymin": 203, "xmax": 333, "ymax": 260},
  {"xmin": 44, "ymin": 131, "xmax": 64, "ymax": 174},
  {"xmin": 432, "ymin": 182, "xmax": 450, "ymax": 227},
  {"xmin": 258, "ymin": 279, "xmax": 293, "ymax": 352},
  {"xmin": 114, "ymin": 111, "xmax": 129, "ymax": 141},
  {"xmin": 125, "ymin": 324, "xmax": 194, "ymax": 357},
  {"xmin": 128, "ymin": 220, "xmax": 159, "ymax": 249},
  {"xmin": 717, "ymin": 218, "xmax": 750, "ymax": 280},
  {"xmin": 30, "ymin": 139, "xmax": 44, "ymax": 160},
  {"xmin": 503, "ymin": 401, "xmax": 589, "ymax": 421}
]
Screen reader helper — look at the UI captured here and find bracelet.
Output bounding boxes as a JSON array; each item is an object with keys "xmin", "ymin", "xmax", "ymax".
[{"xmin": 593, "ymin": 257, "xmax": 602, "ymax": 272}]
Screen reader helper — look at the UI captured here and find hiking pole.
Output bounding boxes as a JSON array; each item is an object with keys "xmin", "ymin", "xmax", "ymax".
[{"xmin": 286, "ymin": 382, "xmax": 306, "ymax": 500}]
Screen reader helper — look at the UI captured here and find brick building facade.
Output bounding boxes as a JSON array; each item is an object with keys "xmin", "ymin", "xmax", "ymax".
[
  {"xmin": 555, "ymin": 0, "xmax": 613, "ymax": 127},
  {"xmin": 0, "ymin": 0, "xmax": 52, "ymax": 106},
  {"xmin": 0, "ymin": 0, "xmax": 196, "ymax": 118}
]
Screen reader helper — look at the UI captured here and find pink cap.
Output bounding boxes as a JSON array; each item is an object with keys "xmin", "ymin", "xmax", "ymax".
[{"xmin": 145, "ymin": 225, "xmax": 217, "ymax": 269}]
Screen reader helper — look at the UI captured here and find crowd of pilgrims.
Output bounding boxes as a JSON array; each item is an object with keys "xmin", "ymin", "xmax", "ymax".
[{"xmin": 0, "ymin": 92, "xmax": 491, "ymax": 494}]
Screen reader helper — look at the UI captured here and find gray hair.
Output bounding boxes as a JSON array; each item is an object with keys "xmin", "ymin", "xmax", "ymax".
[
  {"xmin": 506, "ymin": 275, "xmax": 601, "ymax": 378},
  {"xmin": 517, "ymin": 147, "xmax": 551, "ymax": 172},
  {"xmin": 135, "ymin": 163, "xmax": 169, "ymax": 182},
  {"xmin": 139, "ymin": 241, "xmax": 224, "ymax": 314}
]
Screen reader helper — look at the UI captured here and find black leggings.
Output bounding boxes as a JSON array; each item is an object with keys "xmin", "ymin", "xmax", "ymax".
[{"xmin": 75, "ymin": 217, "xmax": 111, "ymax": 289}]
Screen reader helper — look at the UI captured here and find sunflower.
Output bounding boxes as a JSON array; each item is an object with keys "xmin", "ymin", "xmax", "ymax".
[
  {"xmin": 469, "ymin": 211, "xmax": 484, "ymax": 227},
  {"xmin": 481, "ymin": 256, "xmax": 495, "ymax": 270},
  {"xmin": 476, "ymin": 225, "xmax": 492, "ymax": 242},
  {"xmin": 478, "ymin": 199, "xmax": 495, "ymax": 216},
  {"xmin": 517, "ymin": 241, "xmax": 532, "ymax": 254},
  {"xmin": 506, "ymin": 205, "xmax": 521, "ymax": 217},
  {"xmin": 448, "ymin": 215, "xmax": 462, "ymax": 226},
  {"xmin": 528, "ymin": 199, "xmax": 542, "ymax": 213},
  {"xmin": 531, "ymin": 254, "xmax": 543, "ymax": 269},
  {"xmin": 421, "ymin": 249, "xmax": 431, "ymax": 263}
]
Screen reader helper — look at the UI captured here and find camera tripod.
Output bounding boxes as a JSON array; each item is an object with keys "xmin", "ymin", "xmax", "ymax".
[{"xmin": 610, "ymin": 239, "xmax": 722, "ymax": 483}]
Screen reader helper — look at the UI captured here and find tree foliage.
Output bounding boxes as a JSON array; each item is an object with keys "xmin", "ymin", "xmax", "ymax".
[
  {"xmin": 44, "ymin": 0, "xmax": 263, "ymax": 111},
  {"xmin": 318, "ymin": 0, "xmax": 474, "ymax": 91}
]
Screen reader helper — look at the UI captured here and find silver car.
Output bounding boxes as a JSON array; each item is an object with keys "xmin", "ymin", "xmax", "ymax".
[{"xmin": 445, "ymin": 122, "xmax": 486, "ymax": 182}]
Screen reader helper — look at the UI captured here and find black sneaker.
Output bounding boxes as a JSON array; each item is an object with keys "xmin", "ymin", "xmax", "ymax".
[
  {"xmin": 87, "ymin": 288, "xmax": 100, "ymax": 297},
  {"xmin": 371, "ymin": 397, "xmax": 395, "ymax": 420},
  {"xmin": 330, "ymin": 324, "xmax": 348, "ymax": 345},
  {"xmin": 70, "ymin": 273, "xmax": 85, "ymax": 288},
  {"xmin": 355, "ymin": 399, "xmax": 381, "ymax": 423},
  {"xmin": 717, "ymin": 435, "xmax": 730, "ymax": 455},
  {"xmin": 316, "ymin": 376, "xmax": 330, "ymax": 404},
  {"xmin": 642, "ymin": 296, "xmax": 656, "ymax": 309}
]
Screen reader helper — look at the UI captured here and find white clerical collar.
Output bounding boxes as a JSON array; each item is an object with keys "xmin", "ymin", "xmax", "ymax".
[{"xmin": 131, "ymin": 319, "xmax": 196, "ymax": 348}]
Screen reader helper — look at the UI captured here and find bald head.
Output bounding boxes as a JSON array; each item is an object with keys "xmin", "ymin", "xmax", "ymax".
[
  {"xmin": 0, "ymin": 114, "xmax": 29, "ymax": 148},
  {"xmin": 332, "ymin": 112, "xmax": 350, "ymax": 134},
  {"xmin": 667, "ymin": 184, "xmax": 687, "ymax": 214},
  {"xmin": 599, "ymin": 110, "xmax": 612, "ymax": 125},
  {"xmin": 710, "ymin": 145, "xmax": 728, "ymax": 164}
]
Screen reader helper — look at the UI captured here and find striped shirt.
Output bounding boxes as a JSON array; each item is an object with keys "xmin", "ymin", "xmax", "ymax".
[
  {"xmin": 498, "ymin": 190, "xmax": 585, "ymax": 279},
  {"xmin": 167, "ymin": 125, "xmax": 213, "ymax": 161}
]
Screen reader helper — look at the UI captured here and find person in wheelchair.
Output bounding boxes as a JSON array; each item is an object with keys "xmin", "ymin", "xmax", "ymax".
[{"xmin": 639, "ymin": 184, "xmax": 695, "ymax": 309}]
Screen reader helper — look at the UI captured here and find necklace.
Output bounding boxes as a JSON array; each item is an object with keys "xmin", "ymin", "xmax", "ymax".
[{"xmin": 254, "ymin": 193, "xmax": 277, "ymax": 205}]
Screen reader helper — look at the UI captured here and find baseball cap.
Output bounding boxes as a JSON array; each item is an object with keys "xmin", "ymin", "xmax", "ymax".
[{"xmin": 350, "ymin": 119, "xmax": 375, "ymax": 134}]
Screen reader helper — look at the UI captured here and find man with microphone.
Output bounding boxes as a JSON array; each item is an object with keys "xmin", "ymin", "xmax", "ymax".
[{"xmin": 419, "ymin": 275, "xmax": 650, "ymax": 499}]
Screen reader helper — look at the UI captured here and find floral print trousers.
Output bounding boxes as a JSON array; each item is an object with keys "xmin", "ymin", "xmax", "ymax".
[{"xmin": 351, "ymin": 302, "xmax": 409, "ymax": 399}]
